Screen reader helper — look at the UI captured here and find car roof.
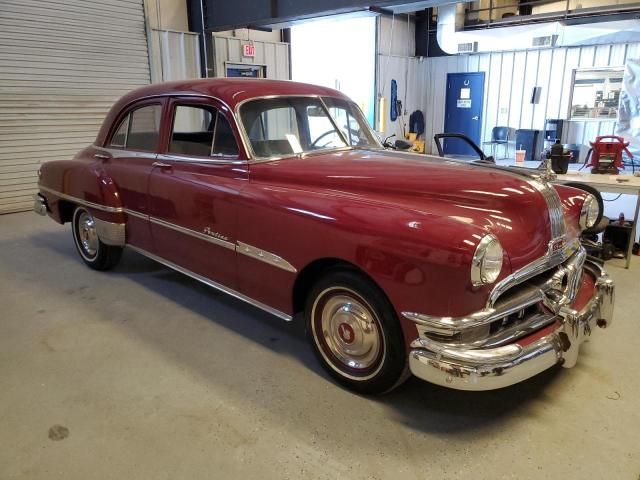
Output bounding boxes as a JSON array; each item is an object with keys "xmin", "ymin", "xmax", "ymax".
[
  {"xmin": 95, "ymin": 78, "xmax": 350, "ymax": 147},
  {"xmin": 121, "ymin": 78, "xmax": 348, "ymax": 110}
]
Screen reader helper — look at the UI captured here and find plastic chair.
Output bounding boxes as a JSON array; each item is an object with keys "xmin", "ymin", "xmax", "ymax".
[{"xmin": 482, "ymin": 126, "xmax": 509, "ymax": 159}]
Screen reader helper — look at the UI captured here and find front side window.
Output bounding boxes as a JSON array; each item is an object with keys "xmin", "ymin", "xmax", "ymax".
[
  {"xmin": 109, "ymin": 104, "xmax": 162, "ymax": 152},
  {"xmin": 242, "ymin": 99, "xmax": 316, "ymax": 157},
  {"xmin": 239, "ymin": 96, "xmax": 380, "ymax": 159},
  {"xmin": 169, "ymin": 105, "xmax": 239, "ymax": 157},
  {"xmin": 240, "ymin": 97, "xmax": 349, "ymax": 158}
]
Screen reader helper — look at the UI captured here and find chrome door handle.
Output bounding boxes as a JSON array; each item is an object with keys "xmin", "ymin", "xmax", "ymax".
[
  {"xmin": 472, "ymin": 116, "xmax": 479, "ymax": 120},
  {"xmin": 152, "ymin": 161, "xmax": 172, "ymax": 169},
  {"xmin": 94, "ymin": 153, "xmax": 110, "ymax": 160}
]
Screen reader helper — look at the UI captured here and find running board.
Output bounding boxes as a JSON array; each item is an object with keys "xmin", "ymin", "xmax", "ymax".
[{"xmin": 127, "ymin": 245, "xmax": 293, "ymax": 322}]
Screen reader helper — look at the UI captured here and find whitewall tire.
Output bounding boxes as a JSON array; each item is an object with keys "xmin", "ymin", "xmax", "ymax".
[{"xmin": 71, "ymin": 207, "xmax": 122, "ymax": 271}]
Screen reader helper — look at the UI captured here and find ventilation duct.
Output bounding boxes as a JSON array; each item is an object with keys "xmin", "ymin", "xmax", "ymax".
[
  {"xmin": 532, "ymin": 34, "xmax": 558, "ymax": 47},
  {"xmin": 457, "ymin": 41, "xmax": 478, "ymax": 53},
  {"xmin": 436, "ymin": 4, "xmax": 640, "ymax": 55}
]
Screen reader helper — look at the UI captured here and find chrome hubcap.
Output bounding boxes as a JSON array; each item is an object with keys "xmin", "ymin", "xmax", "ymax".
[
  {"xmin": 77, "ymin": 211, "xmax": 98, "ymax": 258},
  {"xmin": 317, "ymin": 292, "xmax": 383, "ymax": 373}
]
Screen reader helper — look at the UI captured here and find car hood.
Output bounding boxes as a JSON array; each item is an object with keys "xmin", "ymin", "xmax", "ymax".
[{"xmin": 249, "ymin": 149, "xmax": 559, "ymax": 270}]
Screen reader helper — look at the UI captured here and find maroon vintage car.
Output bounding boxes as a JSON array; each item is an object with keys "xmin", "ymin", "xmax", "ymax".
[{"xmin": 35, "ymin": 78, "xmax": 615, "ymax": 394}]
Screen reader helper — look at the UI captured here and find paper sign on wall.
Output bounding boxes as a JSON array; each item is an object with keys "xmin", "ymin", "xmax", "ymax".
[
  {"xmin": 457, "ymin": 99, "xmax": 472, "ymax": 108},
  {"xmin": 460, "ymin": 88, "xmax": 470, "ymax": 99}
]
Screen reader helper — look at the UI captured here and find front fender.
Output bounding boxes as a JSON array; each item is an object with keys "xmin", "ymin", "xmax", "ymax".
[{"xmin": 236, "ymin": 183, "xmax": 512, "ymax": 326}]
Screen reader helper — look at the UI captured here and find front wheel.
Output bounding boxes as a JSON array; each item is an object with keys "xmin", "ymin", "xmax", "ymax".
[
  {"xmin": 72, "ymin": 207, "xmax": 122, "ymax": 271},
  {"xmin": 305, "ymin": 270, "xmax": 408, "ymax": 394}
]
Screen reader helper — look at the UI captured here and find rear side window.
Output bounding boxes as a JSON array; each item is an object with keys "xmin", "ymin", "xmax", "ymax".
[
  {"xmin": 169, "ymin": 104, "xmax": 239, "ymax": 158},
  {"xmin": 109, "ymin": 104, "xmax": 162, "ymax": 152},
  {"xmin": 110, "ymin": 116, "xmax": 129, "ymax": 148}
]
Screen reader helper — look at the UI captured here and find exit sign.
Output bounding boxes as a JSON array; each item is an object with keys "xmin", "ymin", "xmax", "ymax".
[{"xmin": 243, "ymin": 43, "xmax": 255, "ymax": 57}]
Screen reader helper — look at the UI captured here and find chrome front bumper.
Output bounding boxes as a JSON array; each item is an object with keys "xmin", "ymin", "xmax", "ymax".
[{"xmin": 408, "ymin": 264, "xmax": 615, "ymax": 391}]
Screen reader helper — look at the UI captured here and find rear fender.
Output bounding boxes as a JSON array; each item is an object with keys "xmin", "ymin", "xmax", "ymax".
[{"xmin": 38, "ymin": 149, "xmax": 125, "ymax": 243}]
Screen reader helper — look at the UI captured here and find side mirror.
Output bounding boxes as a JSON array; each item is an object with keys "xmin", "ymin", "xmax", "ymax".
[
  {"xmin": 383, "ymin": 133, "xmax": 396, "ymax": 148},
  {"xmin": 394, "ymin": 139, "xmax": 412, "ymax": 150}
]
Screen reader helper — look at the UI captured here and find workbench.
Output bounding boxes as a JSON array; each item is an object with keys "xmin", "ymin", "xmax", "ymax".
[{"xmin": 553, "ymin": 171, "xmax": 640, "ymax": 269}]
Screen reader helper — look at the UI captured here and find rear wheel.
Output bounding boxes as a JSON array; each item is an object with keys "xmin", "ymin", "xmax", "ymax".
[
  {"xmin": 305, "ymin": 270, "xmax": 407, "ymax": 394},
  {"xmin": 72, "ymin": 207, "xmax": 122, "ymax": 270}
]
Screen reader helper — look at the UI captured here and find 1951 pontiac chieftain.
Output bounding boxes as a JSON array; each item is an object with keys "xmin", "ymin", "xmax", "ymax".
[{"xmin": 35, "ymin": 79, "xmax": 615, "ymax": 394}]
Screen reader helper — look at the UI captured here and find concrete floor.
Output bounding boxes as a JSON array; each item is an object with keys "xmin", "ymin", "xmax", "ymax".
[{"xmin": 1, "ymin": 211, "xmax": 638, "ymax": 480}]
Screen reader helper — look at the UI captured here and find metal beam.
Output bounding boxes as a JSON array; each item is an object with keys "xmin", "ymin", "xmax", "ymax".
[
  {"xmin": 202, "ymin": 0, "xmax": 447, "ymax": 31},
  {"xmin": 186, "ymin": 0, "xmax": 209, "ymax": 77}
]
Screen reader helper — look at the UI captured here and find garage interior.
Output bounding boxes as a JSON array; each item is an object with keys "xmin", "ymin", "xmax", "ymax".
[{"xmin": 1, "ymin": 0, "xmax": 639, "ymax": 478}]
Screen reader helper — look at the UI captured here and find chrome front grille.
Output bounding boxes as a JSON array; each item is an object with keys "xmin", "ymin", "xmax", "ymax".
[
  {"xmin": 493, "ymin": 249, "xmax": 585, "ymax": 311},
  {"xmin": 409, "ymin": 248, "xmax": 588, "ymax": 348},
  {"xmin": 529, "ymin": 179, "xmax": 566, "ymax": 239},
  {"xmin": 481, "ymin": 248, "xmax": 586, "ymax": 343}
]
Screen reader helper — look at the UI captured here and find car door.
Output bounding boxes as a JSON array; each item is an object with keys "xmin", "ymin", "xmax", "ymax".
[
  {"xmin": 147, "ymin": 97, "xmax": 247, "ymax": 290},
  {"xmin": 98, "ymin": 99, "xmax": 165, "ymax": 251}
]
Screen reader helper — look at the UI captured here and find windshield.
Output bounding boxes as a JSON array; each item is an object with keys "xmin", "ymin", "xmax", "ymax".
[{"xmin": 239, "ymin": 96, "xmax": 381, "ymax": 159}]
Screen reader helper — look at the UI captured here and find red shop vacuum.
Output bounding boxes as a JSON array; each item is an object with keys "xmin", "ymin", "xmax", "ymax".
[{"xmin": 586, "ymin": 135, "xmax": 633, "ymax": 174}]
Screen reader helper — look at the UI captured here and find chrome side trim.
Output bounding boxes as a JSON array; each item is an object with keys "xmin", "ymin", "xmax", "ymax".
[
  {"xmin": 123, "ymin": 208, "xmax": 149, "ymax": 221},
  {"xmin": 93, "ymin": 218, "xmax": 126, "ymax": 246},
  {"xmin": 122, "ymin": 208, "xmax": 298, "ymax": 273},
  {"xmin": 149, "ymin": 216, "xmax": 236, "ymax": 251},
  {"xmin": 95, "ymin": 147, "xmax": 158, "ymax": 160},
  {"xmin": 127, "ymin": 245, "xmax": 292, "ymax": 321},
  {"xmin": 156, "ymin": 153, "xmax": 246, "ymax": 166},
  {"xmin": 41, "ymin": 186, "xmax": 298, "ymax": 273},
  {"xmin": 236, "ymin": 241, "xmax": 297, "ymax": 273},
  {"xmin": 39, "ymin": 186, "xmax": 124, "ymax": 213}
]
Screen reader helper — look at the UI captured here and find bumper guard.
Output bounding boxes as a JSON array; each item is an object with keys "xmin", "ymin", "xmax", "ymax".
[{"xmin": 33, "ymin": 194, "xmax": 47, "ymax": 216}]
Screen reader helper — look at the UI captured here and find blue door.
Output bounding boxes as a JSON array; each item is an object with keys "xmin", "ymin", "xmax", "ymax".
[{"xmin": 443, "ymin": 72, "xmax": 485, "ymax": 156}]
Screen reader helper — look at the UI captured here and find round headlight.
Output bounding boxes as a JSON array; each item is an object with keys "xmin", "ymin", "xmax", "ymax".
[
  {"xmin": 471, "ymin": 234, "xmax": 503, "ymax": 286},
  {"xmin": 579, "ymin": 194, "xmax": 599, "ymax": 229}
]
